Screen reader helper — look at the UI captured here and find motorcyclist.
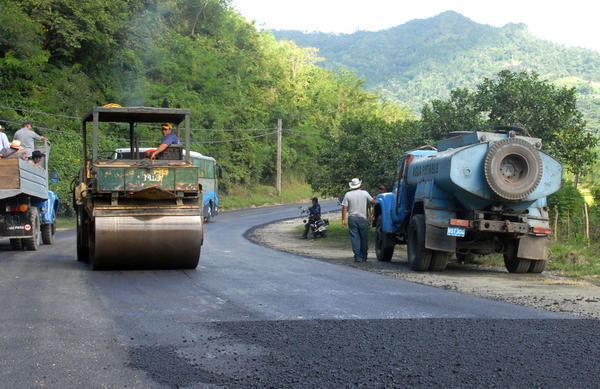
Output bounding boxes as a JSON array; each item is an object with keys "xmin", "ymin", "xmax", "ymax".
[{"xmin": 302, "ymin": 197, "xmax": 321, "ymax": 239}]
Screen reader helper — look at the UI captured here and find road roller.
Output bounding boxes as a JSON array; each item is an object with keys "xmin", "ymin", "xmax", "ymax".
[{"xmin": 73, "ymin": 106, "xmax": 203, "ymax": 269}]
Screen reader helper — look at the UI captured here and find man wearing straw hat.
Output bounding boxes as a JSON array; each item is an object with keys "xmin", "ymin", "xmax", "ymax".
[
  {"xmin": 0, "ymin": 140, "xmax": 27, "ymax": 160},
  {"xmin": 341, "ymin": 177, "xmax": 375, "ymax": 262}
]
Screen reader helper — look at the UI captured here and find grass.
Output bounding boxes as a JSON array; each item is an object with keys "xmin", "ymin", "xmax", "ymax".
[
  {"xmin": 56, "ymin": 216, "xmax": 76, "ymax": 229},
  {"xmin": 220, "ymin": 176, "xmax": 318, "ymax": 210}
]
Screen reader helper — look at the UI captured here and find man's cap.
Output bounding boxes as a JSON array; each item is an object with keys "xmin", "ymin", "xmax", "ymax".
[
  {"xmin": 161, "ymin": 123, "xmax": 173, "ymax": 131},
  {"xmin": 349, "ymin": 178, "xmax": 362, "ymax": 189},
  {"xmin": 32, "ymin": 150, "xmax": 44, "ymax": 159},
  {"xmin": 9, "ymin": 140, "xmax": 23, "ymax": 150}
]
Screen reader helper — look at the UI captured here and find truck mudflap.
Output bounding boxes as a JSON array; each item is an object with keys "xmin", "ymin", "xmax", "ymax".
[
  {"xmin": 425, "ymin": 223, "xmax": 456, "ymax": 253},
  {"xmin": 517, "ymin": 235, "xmax": 550, "ymax": 260}
]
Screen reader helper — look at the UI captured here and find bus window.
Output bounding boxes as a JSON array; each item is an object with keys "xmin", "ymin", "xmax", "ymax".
[
  {"xmin": 206, "ymin": 160, "xmax": 214, "ymax": 179},
  {"xmin": 192, "ymin": 157, "xmax": 206, "ymax": 178}
]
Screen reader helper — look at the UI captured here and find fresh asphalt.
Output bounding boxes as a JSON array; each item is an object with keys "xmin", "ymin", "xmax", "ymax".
[{"xmin": 0, "ymin": 200, "xmax": 598, "ymax": 388}]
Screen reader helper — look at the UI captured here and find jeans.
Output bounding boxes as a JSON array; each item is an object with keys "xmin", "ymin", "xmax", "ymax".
[{"xmin": 348, "ymin": 216, "xmax": 368, "ymax": 260}]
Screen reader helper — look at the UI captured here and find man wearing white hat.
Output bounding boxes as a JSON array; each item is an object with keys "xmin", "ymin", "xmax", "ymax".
[{"xmin": 341, "ymin": 178, "xmax": 375, "ymax": 262}]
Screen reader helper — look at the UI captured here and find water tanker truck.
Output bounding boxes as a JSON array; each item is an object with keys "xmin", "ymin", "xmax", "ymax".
[
  {"xmin": 374, "ymin": 126, "xmax": 563, "ymax": 273},
  {"xmin": 73, "ymin": 106, "xmax": 203, "ymax": 269}
]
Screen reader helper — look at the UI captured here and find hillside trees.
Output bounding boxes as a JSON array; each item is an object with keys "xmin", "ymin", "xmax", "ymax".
[{"xmin": 420, "ymin": 70, "xmax": 597, "ymax": 182}]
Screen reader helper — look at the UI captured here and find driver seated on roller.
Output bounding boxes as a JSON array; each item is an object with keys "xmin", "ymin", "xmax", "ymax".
[{"xmin": 150, "ymin": 123, "xmax": 180, "ymax": 160}]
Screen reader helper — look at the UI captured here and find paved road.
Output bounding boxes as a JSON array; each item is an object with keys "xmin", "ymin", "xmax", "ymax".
[{"xmin": 1, "ymin": 202, "xmax": 599, "ymax": 388}]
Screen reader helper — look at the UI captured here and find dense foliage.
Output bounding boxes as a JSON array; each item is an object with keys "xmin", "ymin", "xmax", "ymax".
[
  {"xmin": 1, "ymin": 1, "xmax": 597, "ymax": 220},
  {"xmin": 272, "ymin": 11, "xmax": 600, "ymax": 129},
  {"xmin": 0, "ymin": 0, "xmax": 404, "ymax": 214}
]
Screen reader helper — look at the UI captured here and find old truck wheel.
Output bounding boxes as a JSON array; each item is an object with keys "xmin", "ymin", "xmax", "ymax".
[
  {"xmin": 10, "ymin": 239, "xmax": 23, "ymax": 250},
  {"xmin": 503, "ymin": 240, "xmax": 531, "ymax": 273},
  {"xmin": 23, "ymin": 208, "xmax": 41, "ymax": 251},
  {"xmin": 429, "ymin": 251, "xmax": 449, "ymax": 271},
  {"xmin": 484, "ymin": 138, "xmax": 543, "ymax": 200},
  {"xmin": 76, "ymin": 206, "xmax": 89, "ymax": 262},
  {"xmin": 528, "ymin": 260, "xmax": 546, "ymax": 273},
  {"xmin": 375, "ymin": 215, "xmax": 394, "ymax": 262},
  {"xmin": 42, "ymin": 210, "xmax": 56, "ymax": 245},
  {"xmin": 407, "ymin": 215, "xmax": 432, "ymax": 271}
]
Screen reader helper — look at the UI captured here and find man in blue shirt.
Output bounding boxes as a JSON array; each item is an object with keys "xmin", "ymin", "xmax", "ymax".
[{"xmin": 150, "ymin": 123, "xmax": 180, "ymax": 160}]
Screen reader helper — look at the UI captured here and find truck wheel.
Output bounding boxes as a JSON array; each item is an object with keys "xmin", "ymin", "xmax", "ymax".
[
  {"xmin": 42, "ymin": 209, "xmax": 56, "ymax": 244},
  {"xmin": 484, "ymin": 138, "xmax": 543, "ymax": 200},
  {"xmin": 407, "ymin": 215, "xmax": 432, "ymax": 271},
  {"xmin": 503, "ymin": 240, "xmax": 531, "ymax": 273},
  {"xmin": 10, "ymin": 239, "xmax": 23, "ymax": 250},
  {"xmin": 76, "ymin": 206, "xmax": 89, "ymax": 262},
  {"xmin": 429, "ymin": 251, "xmax": 449, "ymax": 271},
  {"xmin": 528, "ymin": 260, "xmax": 546, "ymax": 273},
  {"xmin": 375, "ymin": 215, "xmax": 394, "ymax": 261},
  {"xmin": 23, "ymin": 208, "xmax": 41, "ymax": 251}
]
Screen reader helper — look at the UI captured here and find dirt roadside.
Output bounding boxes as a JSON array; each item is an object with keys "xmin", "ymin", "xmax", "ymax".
[{"xmin": 248, "ymin": 213, "xmax": 600, "ymax": 319}]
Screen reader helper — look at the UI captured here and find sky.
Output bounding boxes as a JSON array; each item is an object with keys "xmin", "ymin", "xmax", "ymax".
[{"xmin": 231, "ymin": 0, "xmax": 600, "ymax": 52}]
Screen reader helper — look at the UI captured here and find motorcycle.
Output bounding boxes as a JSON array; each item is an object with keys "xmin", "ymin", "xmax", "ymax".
[{"xmin": 300, "ymin": 207, "xmax": 329, "ymax": 238}]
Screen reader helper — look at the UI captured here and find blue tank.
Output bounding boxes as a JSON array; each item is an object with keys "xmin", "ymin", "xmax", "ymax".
[{"xmin": 374, "ymin": 127, "xmax": 563, "ymax": 274}]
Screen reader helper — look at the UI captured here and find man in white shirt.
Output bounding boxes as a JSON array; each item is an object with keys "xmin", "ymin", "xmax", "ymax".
[
  {"xmin": 341, "ymin": 178, "xmax": 375, "ymax": 262},
  {"xmin": 0, "ymin": 124, "xmax": 9, "ymax": 151}
]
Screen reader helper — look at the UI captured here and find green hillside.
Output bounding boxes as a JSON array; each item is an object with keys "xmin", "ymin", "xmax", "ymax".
[{"xmin": 272, "ymin": 11, "xmax": 600, "ymax": 128}]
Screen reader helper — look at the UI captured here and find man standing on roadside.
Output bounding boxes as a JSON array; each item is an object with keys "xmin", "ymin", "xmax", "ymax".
[
  {"xmin": 341, "ymin": 178, "xmax": 375, "ymax": 262},
  {"xmin": 13, "ymin": 120, "xmax": 48, "ymax": 158}
]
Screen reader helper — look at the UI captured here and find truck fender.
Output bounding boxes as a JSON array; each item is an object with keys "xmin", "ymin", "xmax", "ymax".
[{"xmin": 374, "ymin": 193, "xmax": 396, "ymax": 233}]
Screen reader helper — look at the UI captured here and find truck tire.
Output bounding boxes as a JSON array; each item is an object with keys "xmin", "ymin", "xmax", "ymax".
[
  {"xmin": 528, "ymin": 260, "xmax": 546, "ymax": 273},
  {"xmin": 76, "ymin": 206, "xmax": 89, "ymax": 262},
  {"xmin": 429, "ymin": 251, "xmax": 449, "ymax": 271},
  {"xmin": 503, "ymin": 239, "xmax": 531, "ymax": 273},
  {"xmin": 484, "ymin": 138, "xmax": 543, "ymax": 200},
  {"xmin": 23, "ymin": 208, "xmax": 41, "ymax": 251},
  {"xmin": 407, "ymin": 215, "xmax": 432, "ymax": 271},
  {"xmin": 375, "ymin": 215, "xmax": 394, "ymax": 261},
  {"xmin": 42, "ymin": 210, "xmax": 56, "ymax": 244}
]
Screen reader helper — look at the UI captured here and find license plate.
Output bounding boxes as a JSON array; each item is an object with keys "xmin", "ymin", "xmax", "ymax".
[{"xmin": 447, "ymin": 226, "xmax": 465, "ymax": 237}]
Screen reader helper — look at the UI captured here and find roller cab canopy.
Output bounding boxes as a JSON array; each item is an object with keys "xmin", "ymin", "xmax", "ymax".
[{"xmin": 81, "ymin": 106, "xmax": 192, "ymax": 163}]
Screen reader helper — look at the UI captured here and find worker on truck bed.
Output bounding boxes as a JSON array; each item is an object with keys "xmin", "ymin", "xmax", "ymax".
[
  {"xmin": 0, "ymin": 140, "xmax": 27, "ymax": 160},
  {"xmin": 150, "ymin": 123, "xmax": 180, "ymax": 160},
  {"xmin": 13, "ymin": 120, "xmax": 48, "ymax": 158}
]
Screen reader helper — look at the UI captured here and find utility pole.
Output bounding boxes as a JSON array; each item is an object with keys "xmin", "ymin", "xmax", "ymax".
[{"xmin": 277, "ymin": 119, "xmax": 282, "ymax": 196}]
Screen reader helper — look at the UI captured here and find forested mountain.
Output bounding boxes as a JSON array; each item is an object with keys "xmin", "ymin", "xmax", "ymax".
[{"xmin": 272, "ymin": 11, "xmax": 600, "ymax": 127}]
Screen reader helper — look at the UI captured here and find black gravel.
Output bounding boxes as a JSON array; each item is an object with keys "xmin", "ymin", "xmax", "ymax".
[{"xmin": 128, "ymin": 318, "xmax": 600, "ymax": 388}]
